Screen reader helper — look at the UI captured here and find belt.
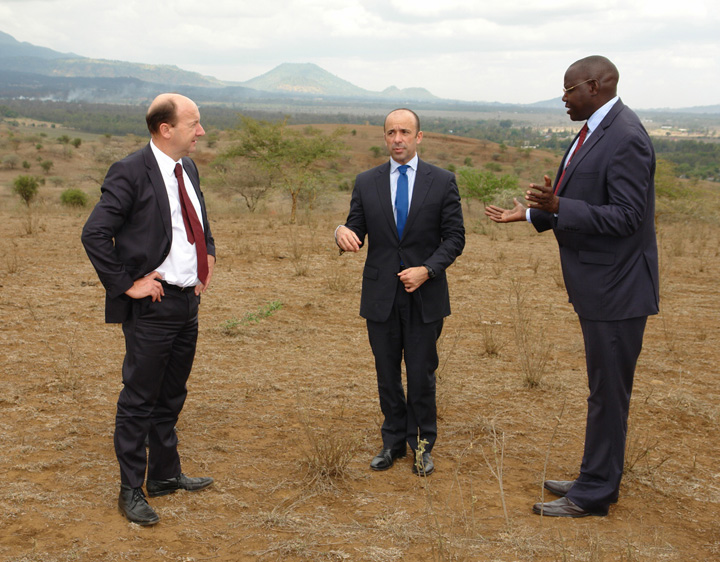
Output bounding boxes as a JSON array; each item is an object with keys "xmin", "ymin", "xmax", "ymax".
[{"xmin": 160, "ymin": 280, "xmax": 195, "ymax": 293}]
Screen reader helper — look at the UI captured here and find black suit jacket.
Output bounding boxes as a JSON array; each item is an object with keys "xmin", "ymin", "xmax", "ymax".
[
  {"xmin": 530, "ymin": 99, "xmax": 659, "ymax": 321},
  {"xmin": 82, "ymin": 143, "xmax": 215, "ymax": 323},
  {"xmin": 345, "ymin": 159, "xmax": 465, "ymax": 323}
]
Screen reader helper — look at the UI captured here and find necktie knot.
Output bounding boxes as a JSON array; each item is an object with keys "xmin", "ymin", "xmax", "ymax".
[{"xmin": 398, "ymin": 164, "xmax": 409, "ymax": 176}]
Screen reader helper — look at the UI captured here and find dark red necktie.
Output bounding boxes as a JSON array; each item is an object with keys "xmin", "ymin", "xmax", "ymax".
[
  {"xmin": 174, "ymin": 163, "xmax": 209, "ymax": 285},
  {"xmin": 554, "ymin": 123, "xmax": 589, "ymax": 195}
]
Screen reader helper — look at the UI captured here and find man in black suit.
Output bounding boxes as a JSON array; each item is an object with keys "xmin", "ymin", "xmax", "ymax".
[
  {"xmin": 82, "ymin": 93, "xmax": 216, "ymax": 525},
  {"xmin": 336, "ymin": 108, "xmax": 465, "ymax": 476},
  {"xmin": 485, "ymin": 56, "xmax": 659, "ymax": 517}
]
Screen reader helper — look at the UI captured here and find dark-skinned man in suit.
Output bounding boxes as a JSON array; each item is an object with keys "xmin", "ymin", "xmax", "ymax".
[
  {"xmin": 485, "ymin": 56, "xmax": 659, "ymax": 517},
  {"xmin": 82, "ymin": 93, "xmax": 216, "ymax": 525},
  {"xmin": 336, "ymin": 108, "xmax": 465, "ymax": 476}
]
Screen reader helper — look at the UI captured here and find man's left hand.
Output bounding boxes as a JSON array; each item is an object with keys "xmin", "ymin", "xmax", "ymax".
[
  {"xmin": 398, "ymin": 266, "xmax": 429, "ymax": 293},
  {"xmin": 525, "ymin": 175, "xmax": 560, "ymax": 214},
  {"xmin": 195, "ymin": 255, "xmax": 216, "ymax": 296}
]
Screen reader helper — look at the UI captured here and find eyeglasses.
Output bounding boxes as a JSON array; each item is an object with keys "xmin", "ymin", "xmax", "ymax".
[{"xmin": 563, "ymin": 78, "xmax": 596, "ymax": 94}]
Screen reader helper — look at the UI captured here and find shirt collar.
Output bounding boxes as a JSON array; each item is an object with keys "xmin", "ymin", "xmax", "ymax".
[
  {"xmin": 150, "ymin": 139, "xmax": 183, "ymax": 179},
  {"xmin": 586, "ymin": 95, "xmax": 619, "ymax": 134},
  {"xmin": 390, "ymin": 153, "xmax": 419, "ymax": 173}
]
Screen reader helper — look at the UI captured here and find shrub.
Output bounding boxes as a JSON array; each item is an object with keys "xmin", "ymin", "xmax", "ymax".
[
  {"xmin": 60, "ymin": 188, "xmax": 88, "ymax": 207},
  {"xmin": 12, "ymin": 175, "xmax": 40, "ymax": 206}
]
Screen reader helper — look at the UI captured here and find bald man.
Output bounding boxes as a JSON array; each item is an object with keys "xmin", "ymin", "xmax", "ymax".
[
  {"xmin": 82, "ymin": 94, "xmax": 216, "ymax": 525},
  {"xmin": 486, "ymin": 56, "xmax": 658, "ymax": 517},
  {"xmin": 336, "ymin": 108, "xmax": 465, "ymax": 476}
]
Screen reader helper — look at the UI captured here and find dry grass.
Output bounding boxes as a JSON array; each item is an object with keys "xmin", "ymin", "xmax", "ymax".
[{"xmin": 0, "ymin": 122, "xmax": 719, "ymax": 561}]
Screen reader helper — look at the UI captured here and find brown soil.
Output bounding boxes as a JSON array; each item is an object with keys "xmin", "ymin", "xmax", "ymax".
[{"xmin": 0, "ymin": 123, "xmax": 719, "ymax": 561}]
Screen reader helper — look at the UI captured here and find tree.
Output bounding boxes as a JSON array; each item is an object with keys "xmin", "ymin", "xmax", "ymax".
[
  {"xmin": 456, "ymin": 167, "xmax": 519, "ymax": 208},
  {"xmin": 40, "ymin": 160, "xmax": 54, "ymax": 174},
  {"xmin": 12, "ymin": 175, "xmax": 40, "ymax": 206},
  {"xmin": 222, "ymin": 116, "xmax": 343, "ymax": 223}
]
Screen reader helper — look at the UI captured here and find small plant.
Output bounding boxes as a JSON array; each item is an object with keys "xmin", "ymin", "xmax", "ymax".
[
  {"xmin": 509, "ymin": 279, "xmax": 552, "ymax": 388},
  {"xmin": 71, "ymin": 138, "xmax": 82, "ymax": 148},
  {"xmin": 220, "ymin": 300, "xmax": 283, "ymax": 334},
  {"xmin": 60, "ymin": 188, "xmax": 88, "ymax": 207},
  {"xmin": 40, "ymin": 159, "xmax": 54, "ymax": 174},
  {"xmin": 12, "ymin": 175, "xmax": 40, "ymax": 206},
  {"xmin": 369, "ymin": 145, "xmax": 383, "ymax": 158}
]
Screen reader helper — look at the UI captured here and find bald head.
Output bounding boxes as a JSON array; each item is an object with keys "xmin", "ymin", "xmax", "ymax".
[
  {"xmin": 568, "ymin": 55, "xmax": 619, "ymax": 101},
  {"xmin": 146, "ymin": 93, "xmax": 204, "ymax": 161}
]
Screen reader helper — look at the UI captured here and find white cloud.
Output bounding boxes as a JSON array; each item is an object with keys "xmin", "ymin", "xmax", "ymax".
[{"xmin": 0, "ymin": 0, "xmax": 718, "ymax": 107}]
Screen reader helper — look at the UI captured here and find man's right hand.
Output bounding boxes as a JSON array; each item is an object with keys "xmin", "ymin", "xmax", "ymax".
[
  {"xmin": 125, "ymin": 271, "xmax": 164, "ymax": 302},
  {"xmin": 335, "ymin": 225, "xmax": 362, "ymax": 253}
]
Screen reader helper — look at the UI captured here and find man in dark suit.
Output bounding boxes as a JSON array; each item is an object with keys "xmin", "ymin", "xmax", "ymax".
[
  {"xmin": 82, "ymin": 93, "xmax": 216, "ymax": 525},
  {"xmin": 485, "ymin": 56, "xmax": 659, "ymax": 517},
  {"xmin": 336, "ymin": 108, "xmax": 465, "ymax": 476}
]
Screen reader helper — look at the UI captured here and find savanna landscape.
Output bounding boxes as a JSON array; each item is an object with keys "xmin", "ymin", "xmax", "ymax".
[{"xmin": 0, "ymin": 115, "xmax": 718, "ymax": 562}]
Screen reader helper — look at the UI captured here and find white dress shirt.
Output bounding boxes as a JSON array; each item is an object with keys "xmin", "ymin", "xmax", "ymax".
[
  {"xmin": 150, "ymin": 140, "xmax": 204, "ymax": 287},
  {"xmin": 390, "ymin": 154, "xmax": 419, "ymax": 226}
]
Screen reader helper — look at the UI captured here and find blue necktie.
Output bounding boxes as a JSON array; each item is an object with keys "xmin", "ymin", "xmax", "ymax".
[{"xmin": 396, "ymin": 165, "xmax": 409, "ymax": 239}]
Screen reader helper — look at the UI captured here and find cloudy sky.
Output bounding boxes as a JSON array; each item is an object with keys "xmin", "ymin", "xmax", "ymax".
[{"xmin": 1, "ymin": 0, "xmax": 718, "ymax": 109}]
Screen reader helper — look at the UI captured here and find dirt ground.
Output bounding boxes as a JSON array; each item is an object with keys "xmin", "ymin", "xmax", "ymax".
[{"xmin": 0, "ymin": 123, "xmax": 719, "ymax": 561}]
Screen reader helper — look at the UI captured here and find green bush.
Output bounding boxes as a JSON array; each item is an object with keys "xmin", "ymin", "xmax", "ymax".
[
  {"xmin": 12, "ymin": 175, "xmax": 40, "ymax": 206},
  {"xmin": 60, "ymin": 188, "xmax": 88, "ymax": 207}
]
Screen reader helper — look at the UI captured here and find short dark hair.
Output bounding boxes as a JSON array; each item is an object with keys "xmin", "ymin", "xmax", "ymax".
[
  {"xmin": 146, "ymin": 98, "xmax": 177, "ymax": 135},
  {"xmin": 385, "ymin": 108, "xmax": 420, "ymax": 132}
]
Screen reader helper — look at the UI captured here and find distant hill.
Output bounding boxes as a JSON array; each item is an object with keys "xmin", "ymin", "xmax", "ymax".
[
  {"xmin": 0, "ymin": 30, "xmax": 717, "ymax": 114},
  {"xmin": 0, "ymin": 32, "xmax": 437, "ymax": 103}
]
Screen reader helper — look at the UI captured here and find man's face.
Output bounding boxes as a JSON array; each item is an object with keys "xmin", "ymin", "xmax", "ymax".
[
  {"xmin": 384, "ymin": 110, "xmax": 422, "ymax": 164},
  {"xmin": 562, "ymin": 66, "xmax": 596, "ymax": 122},
  {"xmin": 168, "ymin": 99, "xmax": 205, "ymax": 159}
]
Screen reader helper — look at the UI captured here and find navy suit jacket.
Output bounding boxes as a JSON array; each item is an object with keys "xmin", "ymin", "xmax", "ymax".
[
  {"xmin": 82, "ymin": 143, "xmax": 215, "ymax": 323},
  {"xmin": 345, "ymin": 159, "xmax": 465, "ymax": 323},
  {"xmin": 530, "ymin": 99, "xmax": 659, "ymax": 321}
]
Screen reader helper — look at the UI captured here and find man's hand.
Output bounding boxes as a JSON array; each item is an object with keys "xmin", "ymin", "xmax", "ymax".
[
  {"xmin": 485, "ymin": 198, "xmax": 527, "ymax": 223},
  {"xmin": 195, "ymin": 254, "xmax": 216, "ymax": 296},
  {"xmin": 525, "ymin": 175, "xmax": 559, "ymax": 214},
  {"xmin": 398, "ymin": 266, "xmax": 429, "ymax": 293},
  {"xmin": 336, "ymin": 225, "xmax": 362, "ymax": 253},
  {"xmin": 126, "ymin": 271, "xmax": 164, "ymax": 302}
]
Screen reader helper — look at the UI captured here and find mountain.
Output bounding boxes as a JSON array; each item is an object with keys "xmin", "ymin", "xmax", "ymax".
[
  {"xmin": 0, "ymin": 30, "xmax": 80, "ymax": 60},
  {"xmin": 240, "ymin": 62, "xmax": 369, "ymax": 97},
  {"xmin": 0, "ymin": 32, "xmax": 437, "ymax": 103}
]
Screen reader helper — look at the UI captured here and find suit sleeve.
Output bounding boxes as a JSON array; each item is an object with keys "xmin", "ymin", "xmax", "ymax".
[
  {"xmin": 81, "ymin": 160, "xmax": 138, "ymax": 299},
  {"xmin": 343, "ymin": 177, "xmax": 368, "ymax": 246},
  {"xmin": 424, "ymin": 173, "xmax": 465, "ymax": 273},
  {"xmin": 555, "ymin": 131, "xmax": 654, "ymax": 237}
]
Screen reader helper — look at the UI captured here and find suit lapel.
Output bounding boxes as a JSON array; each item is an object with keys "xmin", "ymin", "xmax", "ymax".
[
  {"xmin": 373, "ymin": 162, "xmax": 397, "ymax": 238},
  {"xmin": 556, "ymin": 100, "xmax": 625, "ymax": 196},
  {"xmin": 143, "ymin": 144, "xmax": 173, "ymax": 241},
  {"xmin": 403, "ymin": 159, "xmax": 432, "ymax": 237}
]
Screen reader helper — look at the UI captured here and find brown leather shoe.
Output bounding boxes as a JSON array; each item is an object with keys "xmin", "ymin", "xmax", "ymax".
[
  {"xmin": 544, "ymin": 480, "xmax": 575, "ymax": 497},
  {"xmin": 532, "ymin": 497, "xmax": 607, "ymax": 517},
  {"xmin": 370, "ymin": 447, "xmax": 407, "ymax": 471}
]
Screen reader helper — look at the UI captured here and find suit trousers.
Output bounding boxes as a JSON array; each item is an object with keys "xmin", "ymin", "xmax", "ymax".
[
  {"xmin": 566, "ymin": 315, "xmax": 647, "ymax": 513},
  {"xmin": 115, "ymin": 288, "xmax": 200, "ymax": 487},
  {"xmin": 366, "ymin": 281, "xmax": 443, "ymax": 453}
]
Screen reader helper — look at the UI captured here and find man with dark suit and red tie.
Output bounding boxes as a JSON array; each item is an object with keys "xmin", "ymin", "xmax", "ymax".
[
  {"xmin": 82, "ymin": 93, "xmax": 215, "ymax": 525},
  {"xmin": 336, "ymin": 108, "xmax": 465, "ymax": 476},
  {"xmin": 485, "ymin": 56, "xmax": 659, "ymax": 517}
]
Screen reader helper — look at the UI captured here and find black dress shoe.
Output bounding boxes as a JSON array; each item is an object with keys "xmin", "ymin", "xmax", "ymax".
[
  {"xmin": 544, "ymin": 479, "xmax": 618, "ymax": 503},
  {"xmin": 544, "ymin": 479, "xmax": 575, "ymax": 497},
  {"xmin": 532, "ymin": 497, "xmax": 607, "ymax": 517},
  {"xmin": 118, "ymin": 485, "xmax": 159, "ymax": 525},
  {"xmin": 411, "ymin": 451, "xmax": 434, "ymax": 476},
  {"xmin": 370, "ymin": 447, "xmax": 407, "ymax": 471},
  {"xmin": 146, "ymin": 473, "xmax": 214, "ymax": 497}
]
